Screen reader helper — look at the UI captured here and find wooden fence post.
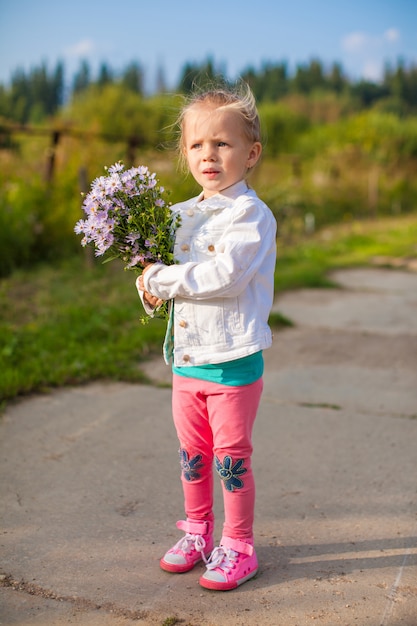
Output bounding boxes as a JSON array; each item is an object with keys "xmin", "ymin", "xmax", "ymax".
[
  {"xmin": 127, "ymin": 135, "xmax": 139, "ymax": 166},
  {"xmin": 45, "ymin": 130, "xmax": 61, "ymax": 183},
  {"xmin": 368, "ymin": 168, "xmax": 379, "ymax": 218}
]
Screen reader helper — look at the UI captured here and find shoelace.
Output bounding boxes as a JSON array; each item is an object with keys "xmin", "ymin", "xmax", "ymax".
[
  {"xmin": 206, "ymin": 546, "xmax": 238, "ymax": 573},
  {"xmin": 173, "ymin": 533, "xmax": 209, "ymax": 562}
]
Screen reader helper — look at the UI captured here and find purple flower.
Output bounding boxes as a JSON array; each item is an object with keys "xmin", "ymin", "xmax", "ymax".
[
  {"xmin": 105, "ymin": 174, "xmax": 123, "ymax": 195},
  {"xmin": 126, "ymin": 232, "xmax": 140, "ymax": 244},
  {"xmin": 108, "ymin": 162, "xmax": 124, "ymax": 174},
  {"xmin": 75, "ymin": 160, "xmax": 180, "ymax": 321}
]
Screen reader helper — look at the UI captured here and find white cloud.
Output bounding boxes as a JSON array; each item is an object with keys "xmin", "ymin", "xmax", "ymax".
[
  {"xmin": 384, "ymin": 28, "xmax": 400, "ymax": 43},
  {"xmin": 340, "ymin": 27, "xmax": 401, "ymax": 80},
  {"xmin": 341, "ymin": 28, "xmax": 401, "ymax": 54},
  {"xmin": 64, "ymin": 39, "xmax": 95, "ymax": 59},
  {"xmin": 362, "ymin": 60, "xmax": 383, "ymax": 82},
  {"xmin": 342, "ymin": 31, "xmax": 369, "ymax": 53}
]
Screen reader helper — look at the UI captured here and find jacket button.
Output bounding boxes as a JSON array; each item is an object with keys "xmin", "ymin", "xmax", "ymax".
[
  {"xmin": 183, "ymin": 354, "xmax": 190, "ymax": 362},
  {"xmin": 181, "ymin": 243, "xmax": 190, "ymax": 252},
  {"xmin": 207, "ymin": 244, "xmax": 215, "ymax": 252},
  {"xmin": 186, "ymin": 209, "xmax": 194, "ymax": 216},
  {"xmin": 179, "ymin": 320, "xmax": 187, "ymax": 328}
]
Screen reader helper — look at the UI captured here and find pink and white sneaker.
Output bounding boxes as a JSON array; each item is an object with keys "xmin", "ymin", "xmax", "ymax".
[
  {"xmin": 199, "ymin": 536, "xmax": 258, "ymax": 590},
  {"xmin": 160, "ymin": 519, "xmax": 214, "ymax": 573}
]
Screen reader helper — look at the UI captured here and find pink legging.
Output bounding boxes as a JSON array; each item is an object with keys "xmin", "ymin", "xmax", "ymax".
[{"xmin": 172, "ymin": 374, "xmax": 263, "ymax": 539}]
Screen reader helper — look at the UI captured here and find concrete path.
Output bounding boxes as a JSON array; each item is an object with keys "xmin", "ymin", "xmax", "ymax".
[{"xmin": 1, "ymin": 268, "xmax": 416, "ymax": 626}]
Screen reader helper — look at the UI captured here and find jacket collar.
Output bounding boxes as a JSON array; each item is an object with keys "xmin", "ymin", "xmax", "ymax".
[{"xmin": 192, "ymin": 180, "xmax": 249, "ymax": 212}]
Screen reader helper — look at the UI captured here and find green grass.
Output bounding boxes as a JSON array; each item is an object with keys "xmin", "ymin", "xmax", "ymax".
[
  {"xmin": 268, "ymin": 311, "xmax": 294, "ymax": 328},
  {"xmin": 275, "ymin": 214, "xmax": 417, "ymax": 291},
  {"xmin": 1, "ymin": 214, "xmax": 416, "ymax": 408},
  {"xmin": 0, "ymin": 257, "xmax": 166, "ymax": 407}
]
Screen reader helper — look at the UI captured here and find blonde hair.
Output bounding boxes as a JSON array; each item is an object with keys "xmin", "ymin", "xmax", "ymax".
[{"xmin": 177, "ymin": 82, "xmax": 261, "ymax": 170}]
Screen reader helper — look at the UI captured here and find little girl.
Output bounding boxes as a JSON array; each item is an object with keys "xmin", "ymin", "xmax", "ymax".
[{"xmin": 137, "ymin": 84, "xmax": 276, "ymax": 590}]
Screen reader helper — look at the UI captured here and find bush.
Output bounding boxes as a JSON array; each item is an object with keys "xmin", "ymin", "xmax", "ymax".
[
  {"xmin": 0, "ymin": 176, "xmax": 45, "ymax": 276},
  {"xmin": 1, "ymin": 99, "xmax": 416, "ymax": 278},
  {"xmin": 259, "ymin": 103, "xmax": 309, "ymax": 156}
]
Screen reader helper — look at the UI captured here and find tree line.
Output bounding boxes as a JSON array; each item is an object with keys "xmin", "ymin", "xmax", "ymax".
[{"xmin": 0, "ymin": 56, "xmax": 416, "ymax": 125}]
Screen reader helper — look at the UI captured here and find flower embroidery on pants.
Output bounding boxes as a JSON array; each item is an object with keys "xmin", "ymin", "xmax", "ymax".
[
  {"xmin": 215, "ymin": 455, "xmax": 247, "ymax": 491},
  {"xmin": 179, "ymin": 448, "xmax": 204, "ymax": 481}
]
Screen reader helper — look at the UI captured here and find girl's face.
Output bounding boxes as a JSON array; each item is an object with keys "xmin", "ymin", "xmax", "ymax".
[{"xmin": 182, "ymin": 105, "xmax": 262, "ymax": 198}]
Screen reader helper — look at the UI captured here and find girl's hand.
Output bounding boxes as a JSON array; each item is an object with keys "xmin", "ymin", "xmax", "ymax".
[
  {"xmin": 143, "ymin": 290, "xmax": 164, "ymax": 309},
  {"xmin": 138, "ymin": 264, "xmax": 164, "ymax": 309},
  {"xmin": 137, "ymin": 263, "xmax": 152, "ymax": 292}
]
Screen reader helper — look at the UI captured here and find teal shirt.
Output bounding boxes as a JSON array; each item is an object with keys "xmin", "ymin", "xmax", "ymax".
[{"xmin": 172, "ymin": 351, "xmax": 263, "ymax": 387}]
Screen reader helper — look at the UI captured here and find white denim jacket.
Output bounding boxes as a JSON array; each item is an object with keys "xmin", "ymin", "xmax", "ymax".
[{"xmin": 138, "ymin": 180, "xmax": 277, "ymax": 366}]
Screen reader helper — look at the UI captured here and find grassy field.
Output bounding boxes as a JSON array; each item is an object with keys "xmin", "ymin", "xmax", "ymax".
[
  {"xmin": 1, "ymin": 213, "xmax": 416, "ymax": 409},
  {"xmin": 275, "ymin": 213, "xmax": 417, "ymax": 290}
]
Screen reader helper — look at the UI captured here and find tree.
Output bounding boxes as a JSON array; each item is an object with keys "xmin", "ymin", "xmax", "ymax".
[
  {"xmin": 121, "ymin": 61, "xmax": 144, "ymax": 94},
  {"xmin": 155, "ymin": 63, "xmax": 167, "ymax": 94},
  {"xmin": 52, "ymin": 62, "xmax": 65, "ymax": 110},
  {"xmin": 73, "ymin": 60, "xmax": 91, "ymax": 95},
  {"xmin": 292, "ymin": 59, "xmax": 326, "ymax": 93},
  {"xmin": 384, "ymin": 60, "xmax": 417, "ymax": 111},
  {"xmin": 242, "ymin": 62, "xmax": 289, "ymax": 102},
  {"xmin": 177, "ymin": 58, "xmax": 226, "ymax": 94},
  {"xmin": 97, "ymin": 62, "xmax": 114, "ymax": 88},
  {"xmin": 8, "ymin": 68, "xmax": 30, "ymax": 122},
  {"xmin": 350, "ymin": 80, "xmax": 389, "ymax": 108},
  {"xmin": 328, "ymin": 62, "xmax": 347, "ymax": 94}
]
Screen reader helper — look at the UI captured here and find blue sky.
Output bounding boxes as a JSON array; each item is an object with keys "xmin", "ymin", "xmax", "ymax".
[{"xmin": 0, "ymin": 0, "xmax": 416, "ymax": 91}]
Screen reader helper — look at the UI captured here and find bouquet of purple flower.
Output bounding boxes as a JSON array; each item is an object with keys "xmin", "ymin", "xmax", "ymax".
[{"xmin": 74, "ymin": 161, "xmax": 180, "ymax": 321}]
